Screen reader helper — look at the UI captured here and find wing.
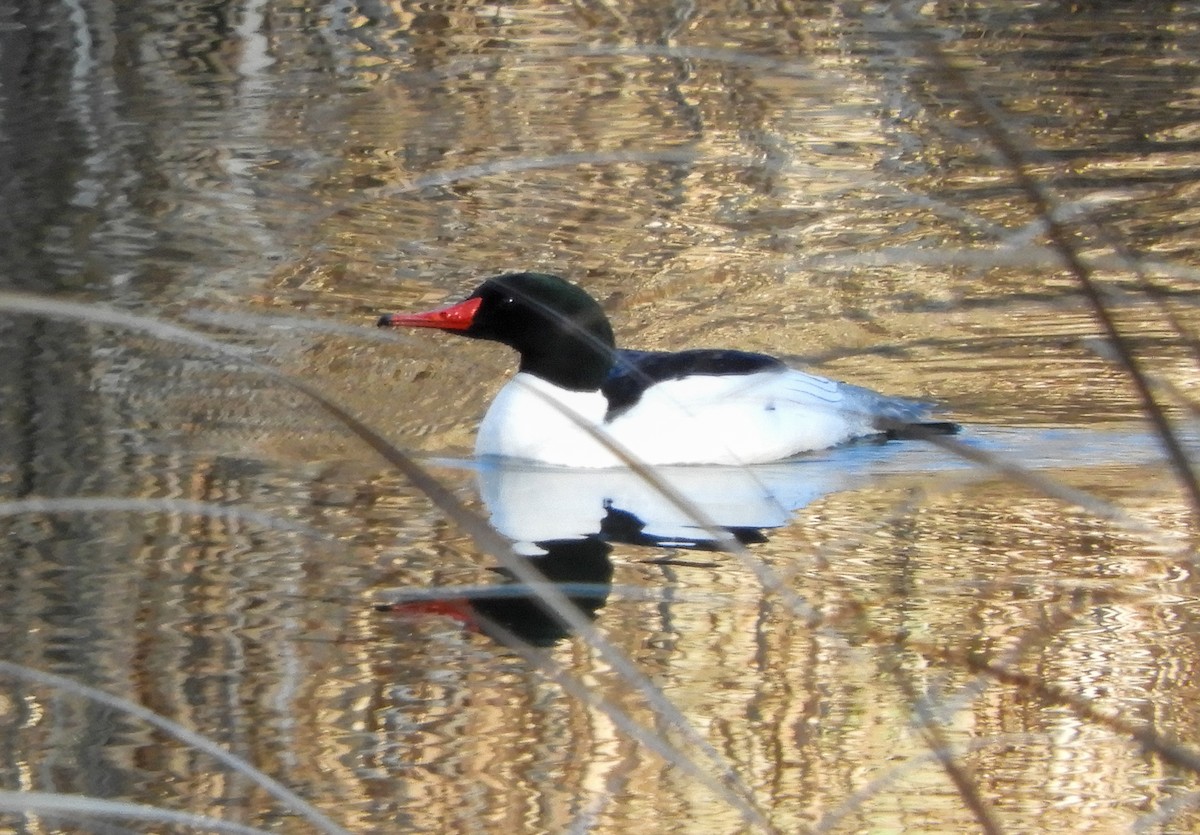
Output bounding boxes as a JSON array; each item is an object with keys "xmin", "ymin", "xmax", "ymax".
[{"xmin": 601, "ymin": 348, "xmax": 785, "ymax": 420}]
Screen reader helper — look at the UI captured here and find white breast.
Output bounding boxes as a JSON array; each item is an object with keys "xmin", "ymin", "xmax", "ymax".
[{"xmin": 475, "ymin": 373, "xmax": 620, "ymax": 467}]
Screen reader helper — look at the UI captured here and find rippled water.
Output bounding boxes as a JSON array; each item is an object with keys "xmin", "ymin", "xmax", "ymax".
[{"xmin": 3, "ymin": 1, "xmax": 1200, "ymax": 833}]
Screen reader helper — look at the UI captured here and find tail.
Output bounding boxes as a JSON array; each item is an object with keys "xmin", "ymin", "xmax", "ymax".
[
  {"xmin": 883, "ymin": 421, "xmax": 961, "ymax": 441},
  {"xmin": 836, "ymin": 382, "xmax": 958, "ymax": 440}
]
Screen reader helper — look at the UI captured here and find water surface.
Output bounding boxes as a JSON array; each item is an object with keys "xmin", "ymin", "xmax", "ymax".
[{"xmin": 2, "ymin": 2, "xmax": 1200, "ymax": 832}]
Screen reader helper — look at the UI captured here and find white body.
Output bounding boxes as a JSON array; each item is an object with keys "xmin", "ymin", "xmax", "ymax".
[{"xmin": 475, "ymin": 369, "xmax": 927, "ymax": 468}]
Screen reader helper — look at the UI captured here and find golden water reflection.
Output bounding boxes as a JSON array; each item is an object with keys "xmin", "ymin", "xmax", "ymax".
[{"xmin": 3, "ymin": 0, "xmax": 1200, "ymax": 833}]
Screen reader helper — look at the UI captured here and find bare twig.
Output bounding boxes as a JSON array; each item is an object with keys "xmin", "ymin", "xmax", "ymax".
[
  {"xmin": 0, "ymin": 291, "xmax": 774, "ymax": 832},
  {"xmin": 0, "ymin": 663, "xmax": 350, "ymax": 835},
  {"xmin": 887, "ymin": 1, "xmax": 1200, "ymax": 518},
  {"xmin": 0, "ymin": 791, "xmax": 274, "ymax": 835}
]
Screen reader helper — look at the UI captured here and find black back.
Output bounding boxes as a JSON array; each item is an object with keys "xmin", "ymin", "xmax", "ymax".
[{"xmin": 601, "ymin": 348, "xmax": 784, "ymax": 420}]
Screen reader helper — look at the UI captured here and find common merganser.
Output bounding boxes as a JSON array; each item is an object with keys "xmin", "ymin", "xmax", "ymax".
[{"xmin": 378, "ymin": 272, "xmax": 955, "ymax": 467}]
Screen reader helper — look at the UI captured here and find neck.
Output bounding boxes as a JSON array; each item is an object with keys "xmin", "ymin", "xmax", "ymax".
[{"xmin": 519, "ymin": 340, "xmax": 613, "ymax": 391}]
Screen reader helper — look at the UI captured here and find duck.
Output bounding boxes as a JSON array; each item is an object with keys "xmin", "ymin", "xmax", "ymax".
[{"xmin": 377, "ymin": 272, "xmax": 956, "ymax": 467}]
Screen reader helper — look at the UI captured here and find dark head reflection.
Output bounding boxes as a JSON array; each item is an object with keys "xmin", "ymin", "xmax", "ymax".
[{"xmin": 380, "ymin": 536, "xmax": 613, "ymax": 647}]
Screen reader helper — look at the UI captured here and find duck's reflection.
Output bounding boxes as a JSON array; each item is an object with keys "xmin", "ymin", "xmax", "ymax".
[
  {"xmin": 479, "ymin": 461, "xmax": 851, "ymax": 550},
  {"xmin": 381, "ymin": 426, "xmax": 1172, "ymax": 644},
  {"xmin": 383, "ymin": 455, "xmax": 874, "ymax": 644}
]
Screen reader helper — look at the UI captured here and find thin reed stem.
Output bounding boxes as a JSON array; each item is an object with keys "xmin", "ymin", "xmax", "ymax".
[{"xmin": 887, "ymin": 1, "xmax": 1200, "ymax": 519}]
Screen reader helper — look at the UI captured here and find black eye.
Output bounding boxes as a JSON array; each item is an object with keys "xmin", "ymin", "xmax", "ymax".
[{"xmin": 500, "ymin": 295, "xmax": 517, "ymax": 307}]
